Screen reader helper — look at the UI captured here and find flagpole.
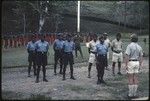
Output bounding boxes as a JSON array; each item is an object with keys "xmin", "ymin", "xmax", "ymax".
[{"xmin": 77, "ymin": 1, "xmax": 80, "ymax": 33}]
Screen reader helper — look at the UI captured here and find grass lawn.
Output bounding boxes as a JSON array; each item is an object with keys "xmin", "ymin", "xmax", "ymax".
[{"xmin": 2, "ymin": 36, "xmax": 149, "ymax": 68}]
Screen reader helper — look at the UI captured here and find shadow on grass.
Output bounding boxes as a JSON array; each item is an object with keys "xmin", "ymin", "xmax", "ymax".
[{"xmin": 105, "ymin": 72, "xmax": 149, "ymax": 100}]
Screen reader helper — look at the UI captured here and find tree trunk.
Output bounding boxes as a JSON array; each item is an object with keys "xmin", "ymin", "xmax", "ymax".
[{"xmin": 23, "ymin": 13, "xmax": 26, "ymax": 35}]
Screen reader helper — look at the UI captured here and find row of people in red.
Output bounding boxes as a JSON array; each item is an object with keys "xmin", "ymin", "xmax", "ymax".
[
  {"xmin": 2, "ymin": 33, "xmax": 56, "ymax": 48},
  {"xmin": 2, "ymin": 33, "xmax": 94, "ymax": 49}
]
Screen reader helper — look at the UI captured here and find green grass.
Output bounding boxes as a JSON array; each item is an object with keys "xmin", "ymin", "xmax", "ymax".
[
  {"xmin": 2, "ymin": 91, "xmax": 23, "ymax": 100},
  {"xmin": 2, "ymin": 91, "xmax": 52, "ymax": 100},
  {"xmin": 2, "ymin": 36, "xmax": 149, "ymax": 68},
  {"xmin": 27, "ymin": 94, "xmax": 52, "ymax": 100},
  {"xmin": 104, "ymin": 72, "xmax": 149, "ymax": 100}
]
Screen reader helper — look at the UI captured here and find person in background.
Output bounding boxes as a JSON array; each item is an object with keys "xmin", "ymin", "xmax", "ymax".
[
  {"xmin": 26, "ymin": 35, "xmax": 37, "ymax": 77},
  {"xmin": 35, "ymin": 34, "xmax": 49, "ymax": 83},
  {"xmin": 143, "ymin": 38, "xmax": 146, "ymax": 45},
  {"xmin": 53, "ymin": 33, "xmax": 64, "ymax": 75},
  {"xmin": 125, "ymin": 34, "xmax": 143, "ymax": 99},
  {"xmin": 103, "ymin": 33, "xmax": 111, "ymax": 70},
  {"xmin": 62, "ymin": 34, "xmax": 76, "ymax": 80},
  {"xmin": 87, "ymin": 34, "xmax": 98, "ymax": 78},
  {"xmin": 111, "ymin": 33, "xmax": 123, "ymax": 76},
  {"xmin": 73, "ymin": 33, "xmax": 83, "ymax": 58},
  {"xmin": 4, "ymin": 35, "xmax": 8, "ymax": 49}
]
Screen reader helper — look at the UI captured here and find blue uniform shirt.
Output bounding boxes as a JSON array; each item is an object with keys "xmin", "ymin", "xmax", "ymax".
[
  {"xmin": 35, "ymin": 40, "xmax": 49, "ymax": 52},
  {"xmin": 27, "ymin": 41, "xmax": 36, "ymax": 51},
  {"xmin": 63, "ymin": 41, "xmax": 75, "ymax": 53},
  {"xmin": 96, "ymin": 43, "xmax": 108, "ymax": 55},
  {"xmin": 54, "ymin": 39, "xmax": 64, "ymax": 50}
]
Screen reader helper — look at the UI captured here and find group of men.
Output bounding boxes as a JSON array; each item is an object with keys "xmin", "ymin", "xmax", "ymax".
[
  {"xmin": 27, "ymin": 33, "xmax": 77, "ymax": 83},
  {"xmin": 27, "ymin": 32, "xmax": 143, "ymax": 99},
  {"xmin": 87, "ymin": 32, "xmax": 143, "ymax": 99}
]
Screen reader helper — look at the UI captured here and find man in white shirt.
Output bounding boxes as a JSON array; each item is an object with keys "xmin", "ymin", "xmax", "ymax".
[
  {"xmin": 103, "ymin": 33, "xmax": 111, "ymax": 70},
  {"xmin": 87, "ymin": 34, "xmax": 98, "ymax": 78},
  {"xmin": 111, "ymin": 33, "xmax": 123, "ymax": 76}
]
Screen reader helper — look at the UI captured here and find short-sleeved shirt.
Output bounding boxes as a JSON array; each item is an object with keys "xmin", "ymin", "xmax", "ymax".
[
  {"xmin": 63, "ymin": 40, "xmax": 75, "ymax": 53},
  {"xmin": 35, "ymin": 40, "xmax": 49, "ymax": 52},
  {"xmin": 88, "ymin": 40, "xmax": 98, "ymax": 52},
  {"xmin": 27, "ymin": 41, "xmax": 36, "ymax": 51},
  {"xmin": 96, "ymin": 43, "xmax": 108, "ymax": 55},
  {"xmin": 125, "ymin": 42, "xmax": 143, "ymax": 60},
  {"xmin": 111, "ymin": 39, "xmax": 122, "ymax": 51},
  {"xmin": 54, "ymin": 39, "xmax": 64, "ymax": 50},
  {"xmin": 104, "ymin": 38, "xmax": 111, "ymax": 48}
]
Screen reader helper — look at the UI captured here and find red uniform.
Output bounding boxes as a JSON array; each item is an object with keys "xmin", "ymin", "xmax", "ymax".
[
  {"xmin": 20, "ymin": 35, "xmax": 24, "ymax": 46},
  {"xmin": 9, "ymin": 37, "xmax": 13, "ymax": 48},
  {"xmin": 4, "ymin": 38, "xmax": 8, "ymax": 48},
  {"xmin": 14, "ymin": 37, "xmax": 17, "ymax": 48}
]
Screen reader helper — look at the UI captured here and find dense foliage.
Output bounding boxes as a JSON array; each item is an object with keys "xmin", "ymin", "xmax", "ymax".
[{"xmin": 2, "ymin": 1, "xmax": 149, "ymax": 34}]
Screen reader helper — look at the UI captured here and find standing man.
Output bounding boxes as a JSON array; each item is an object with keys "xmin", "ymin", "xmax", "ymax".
[
  {"xmin": 125, "ymin": 34, "xmax": 143, "ymax": 98},
  {"xmin": 35, "ymin": 34, "xmax": 49, "ymax": 83},
  {"xmin": 96, "ymin": 35, "xmax": 108, "ymax": 84},
  {"xmin": 111, "ymin": 33, "xmax": 123, "ymax": 76},
  {"xmin": 62, "ymin": 34, "xmax": 76, "ymax": 80},
  {"xmin": 87, "ymin": 34, "xmax": 98, "ymax": 78},
  {"xmin": 103, "ymin": 33, "xmax": 111, "ymax": 70},
  {"xmin": 26, "ymin": 35, "xmax": 37, "ymax": 77},
  {"xmin": 53, "ymin": 33, "xmax": 64, "ymax": 75},
  {"xmin": 73, "ymin": 34, "xmax": 83, "ymax": 58}
]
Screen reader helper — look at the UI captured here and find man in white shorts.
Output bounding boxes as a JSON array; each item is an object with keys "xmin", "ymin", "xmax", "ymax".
[
  {"xmin": 111, "ymin": 33, "xmax": 123, "ymax": 76},
  {"xmin": 103, "ymin": 33, "xmax": 111, "ymax": 70},
  {"xmin": 87, "ymin": 34, "xmax": 98, "ymax": 78},
  {"xmin": 125, "ymin": 34, "xmax": 143, "ymax": 99}
]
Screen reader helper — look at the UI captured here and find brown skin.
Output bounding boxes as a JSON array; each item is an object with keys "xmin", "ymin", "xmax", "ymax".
[
  {"xmin": 111, "ymin": 35, "xmax": 122, "ymax": 75},
  {"xmin": 88, "ymin": 35, "xmax": 97, "ymax": 78}
]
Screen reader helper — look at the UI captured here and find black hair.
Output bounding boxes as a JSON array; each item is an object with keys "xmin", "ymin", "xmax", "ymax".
[
  {"xmin": 99, "ymin": 35, "xmax": 104, "ymax": 40},
  {"xmin": 116, "ymin": 33, "xmax": 121, "ymax": 37},
  {"xmin": 92, "ymin": 34, "xmax": 97, "ymax": 38},
  {"xmin": 131, "ymin": 34, "xmax": 138, "ymax": 42}
]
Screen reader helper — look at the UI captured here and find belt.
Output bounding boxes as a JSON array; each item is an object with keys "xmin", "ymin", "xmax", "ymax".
[
  {"xmin": 98, "ymin": 54, "xmax": 107, "ymax": 56},
  {"xmin": 129, "ymin": 59, "xmax": 138, "ymax": 61},
  {"xmin": 90, "ymin": 51, "xmax": 96, "ymax": 54},
  {"xmin": 113, "ymin": 50, "xmax": 121, "ymax": 54},
  {"xmin": 37, "ymin": 51, "xmax": 47, "ymax": 54},
  {"xmin": 64, "ymin": 52, "xmax": 72, "ymax": 54}
]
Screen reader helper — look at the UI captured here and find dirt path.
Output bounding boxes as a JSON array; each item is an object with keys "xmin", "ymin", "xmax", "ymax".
[{"xmin": 2, "ymin": 58, "xmax": 149, "ymax": 100}]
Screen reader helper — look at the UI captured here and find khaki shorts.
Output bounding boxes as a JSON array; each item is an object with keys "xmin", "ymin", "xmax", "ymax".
[
  {"xmin": 88, "ymin": 53, "xmax": 96, "ymax": 64},
  {"xmin": 126, "ymin": 61, "xmax": 140, "ymax": 74},
  {"xmin": 107, "ymin": 52, "xmax": 109, "ymax": 60},
  {"xmin": 112, "ymin": 52, "xmax": 123, "ymax": 62}
]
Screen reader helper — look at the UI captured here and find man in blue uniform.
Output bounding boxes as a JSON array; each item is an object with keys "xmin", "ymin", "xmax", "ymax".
[
  {"xmin": 26, "ymin": 35, "xmax": 36, "ymax": 77},
  {"xmin": 35, "ymin": 34, "xmax": 49, "ymax": 83},
  {"xmin": 53, "ymin": 33, "xmax": 64, "ymax": 75},
  {"xmin": 62, "ymin": 34, "xmax": 76, "ymax": 80},
  {"xmin": 96, "ymin": 35, "xmax": 108, "ymax": 84}
]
